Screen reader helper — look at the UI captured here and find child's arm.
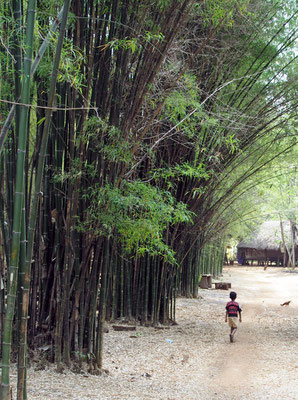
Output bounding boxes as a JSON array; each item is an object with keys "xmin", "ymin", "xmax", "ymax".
[
  {"xmin": 225, "ymin": 310, "xmax": 228, "ymax": 322},
  {"xmin": 239, "ymin": 310, "xmax": 242, "ymax": 322}
]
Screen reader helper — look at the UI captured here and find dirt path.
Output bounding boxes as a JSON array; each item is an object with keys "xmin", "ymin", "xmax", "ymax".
[
  {"xmin": 213, "ymin": 302, "xmax": 263, "ymax": 394},
  {"xmin": 11, "ymin": 266, "xmax": 298, "ymax": 399},
  {"xmin": 209, "ymin": 267, "xmax": 298, "ymax": 400}
]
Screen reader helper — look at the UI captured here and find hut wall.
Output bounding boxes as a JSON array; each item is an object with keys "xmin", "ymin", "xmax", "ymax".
[{"xmin": 237, "ymin": 248, "xmax": 283, "ymax": 265}]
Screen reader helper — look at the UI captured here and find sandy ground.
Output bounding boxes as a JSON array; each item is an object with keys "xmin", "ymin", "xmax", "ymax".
[{"xmin": 10, "ymin": 266, "xmax": 298, "ymax": 399}]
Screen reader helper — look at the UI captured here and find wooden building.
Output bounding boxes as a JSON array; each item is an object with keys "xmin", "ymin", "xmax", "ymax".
[{"xmin": 237, "ymin": 220, "xmax": 297, "ymax": 266}]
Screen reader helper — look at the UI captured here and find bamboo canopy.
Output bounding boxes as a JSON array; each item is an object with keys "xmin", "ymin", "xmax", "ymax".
[{"xmin": 0, "ymin": 1, "xmax": 297, "ymax": 397}]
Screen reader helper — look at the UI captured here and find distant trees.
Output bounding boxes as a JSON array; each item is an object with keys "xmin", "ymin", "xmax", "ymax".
[{"xmin": 0, "ymin": 0, "xmax": 296, "ymax": 398}]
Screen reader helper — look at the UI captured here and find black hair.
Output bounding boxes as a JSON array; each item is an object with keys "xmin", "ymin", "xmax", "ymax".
[{"xmin": 230, "ymin": 291, "xmax": 237, "ymax": 300}]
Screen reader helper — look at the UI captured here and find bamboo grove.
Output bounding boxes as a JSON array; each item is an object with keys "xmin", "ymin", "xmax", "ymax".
[{"xmin": 0, "ymin": 0, "xmax": 297, "ymax": 397}]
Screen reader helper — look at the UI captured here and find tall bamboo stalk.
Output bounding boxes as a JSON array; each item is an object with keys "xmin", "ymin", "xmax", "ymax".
[
  {"xmin": 96, "ymin": 239, "xmax": 109, "ymax": 370},
  {"xmin": 18, "ymin": 0, "xmax": 71, "ymax": 389},
  {"xmin": 17, "ymin": 195, "xmax": 27, "ymax": 400},
  {"xmin": 0, "ymin": 0, "xmax": 36, "ymax": 398},
  {"xmin": 0, "ymin": 1, "xmax": 296, "ymax": 381}
]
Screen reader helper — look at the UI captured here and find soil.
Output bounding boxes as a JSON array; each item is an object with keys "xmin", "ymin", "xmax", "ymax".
[{"xmin": 10, "ymin": 266, "xmax": 298, "ymax": 399}]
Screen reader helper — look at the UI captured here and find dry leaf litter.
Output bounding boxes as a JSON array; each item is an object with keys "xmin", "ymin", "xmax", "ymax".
[{"xmin": 9, "ymin": 266, "xmax": 298, "ymax": 400}]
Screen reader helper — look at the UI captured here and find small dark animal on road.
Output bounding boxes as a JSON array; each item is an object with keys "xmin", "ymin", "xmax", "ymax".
[{"xmin": 280, "ymin": 301, "xmax": 291, "ymax": 306}]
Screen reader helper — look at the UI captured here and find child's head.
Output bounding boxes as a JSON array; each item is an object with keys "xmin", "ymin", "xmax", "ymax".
[{"xmin": 230, "ymin": 291, "xmax": 237, "ymax": 300}]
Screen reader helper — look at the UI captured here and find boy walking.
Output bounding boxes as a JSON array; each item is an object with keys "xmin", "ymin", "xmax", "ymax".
[{"xmin": 225, "ymin": 291, "xmax": 242, "ymax": 342}]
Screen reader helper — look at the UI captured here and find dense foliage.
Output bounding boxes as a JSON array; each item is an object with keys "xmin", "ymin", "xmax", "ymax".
[{"xmin": 0, "ymin": 0, "xmax": 296, "ymax": 397}]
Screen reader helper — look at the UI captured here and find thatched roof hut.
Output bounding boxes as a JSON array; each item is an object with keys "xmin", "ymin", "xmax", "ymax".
[{"xmin": 237, "ymin": 220, "xmax": 297, "ymax": 266}]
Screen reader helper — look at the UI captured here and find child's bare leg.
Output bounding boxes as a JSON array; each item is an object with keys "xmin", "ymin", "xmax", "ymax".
[{"xmin": 229, "ymin": 327, "xmax": 234, "ymax": 342}]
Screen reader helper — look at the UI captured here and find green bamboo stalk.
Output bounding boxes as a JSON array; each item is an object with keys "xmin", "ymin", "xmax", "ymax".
[
  {"xmin": 0, "ymin": 155, "xmax": 7, "ymax": 354},
  {"xmin": 0, "ymin": 170, "xmax": 10, "ymax": 271},
  {"xmin": 13, "ymin": 1, "xmax": 27, "ymax": 396},
  {"xmin": 135, "ymin": 257, "xmax": 141, "ymax": 321},
  {"xmin": 88, "ymin": 247, "xmax": 101, "ymax": 361},
  {"xmin": 52, "ymin": 107, "xmax": 64, "ymax": 364},
  {"xmin": 156, "ymin": 258, "xmax": 166, "ymax": 323},
  {"xmin": 173, "ymin": 270, "xmax": 177, "ymax": 321},
  {"xmin": 0, "ymin": 7, "xmax": 65, "ymax": 155},
  {"xmin": 78, "ymin": 286, "xmax": 85, "ymax": 366},
  {"xmin": 96, "ymin": 239, "xmax": 109, "ymax": 369},
  {"xmin": 144, "ymin": 254, "xmax": 150, "ymax": 323},
  {"xmin": 120, "ymin": 253, "xmax": 124, "ymax": 318},
  {"xmin": 0, "ymin": 0, "xmax": 36, "ymax": 398},
  {"xmin": 17, "ymin": 194, "xmax": 27, "ymax": 400},
  {"xmin": 111, "ymin": 249, "xmax": 118, "ymax": 321},
  {"xmin": 12, "ymin": 0, "xmax": 23, "ymax": 132},
  {"xmin": 55, "ymin": 269, "xmax": 63, "ymax": 369},
  {"xmin": 192, "ymin": 245, "xmax": 200, "ymax": 298},
  {"xmin": 151, "ymin": 257, "xmax": 158, "ymax": 324},
  {"xmin": 62, "ymin": 268, "xmax": 71, "ymax": 367},
  {"xmin": 25, "ymin": 0, "xmax": 71, "ymax": 298},
  {"xmin": 125, "ymin": 258, "xmax": 132, "ymax": 319},
  {"xmin": 18, "ymin": 0, "xmax": 71, "ymax": 381},
  {"xmin": 5, "ymin": 139, "xmax": 14, "ymax": 252}
]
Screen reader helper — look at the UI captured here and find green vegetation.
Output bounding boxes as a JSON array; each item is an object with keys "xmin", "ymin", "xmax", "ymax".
[{"xmin": 0, "ymin": 0, "xmax": 296, "ymax": 397}]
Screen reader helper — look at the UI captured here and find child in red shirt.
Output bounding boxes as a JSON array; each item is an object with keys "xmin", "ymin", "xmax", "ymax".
[{"xmin": 225, "ymin": 291, "xmax": 242, "ymax": 342}]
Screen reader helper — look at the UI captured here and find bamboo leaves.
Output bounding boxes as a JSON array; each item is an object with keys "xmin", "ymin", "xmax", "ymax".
[
  {"xmin": 79, "ymin": 181, "xmax": 193, "ymax": 263},
  {"xmin": 0, "ymin": 1, "xmax": 296, "ymax": 393}
]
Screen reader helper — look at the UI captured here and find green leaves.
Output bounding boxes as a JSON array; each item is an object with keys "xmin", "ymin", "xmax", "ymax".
[
  {"xmin": 196, "ymin": 0, "xmax": 250, "ymax": 27},
  {"xmin": 152, "ymin": 162, "xmax": 210, "ymax": 190},
  {"xmin": 83, "ymin": 116, "xmax": 133, "ymax": 164},
  {"xmin": 107, "ymin": 37, "xmax": 139, "ymax": 54},
  {"xmin": 164, "ymin": 73, "xmax": 202, "ymax": 138},
  {"xmin": 224, "ymin": 133, "xmax": 240, "ymax": 154},
  {"xmin": 105, "ymin": 30, "xmax": 164, "ymax": 55},
  {"xmin": 37, "ymin": 32, "xmax": 85, "ymax": 91},
  {"xmin": 78, "ymin": 180, "xmax": 193, "ymax": 263}
]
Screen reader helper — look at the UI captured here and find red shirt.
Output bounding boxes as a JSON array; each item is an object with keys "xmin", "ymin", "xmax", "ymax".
[{"xmin": 226, "ymin": 301, "xmax": 241, "ymax": 317}]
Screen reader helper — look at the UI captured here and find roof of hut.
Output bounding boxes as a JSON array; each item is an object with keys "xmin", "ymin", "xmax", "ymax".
[{"xmin": 237, "ymin": 220, "xmax": 297, "ymax": 250}]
